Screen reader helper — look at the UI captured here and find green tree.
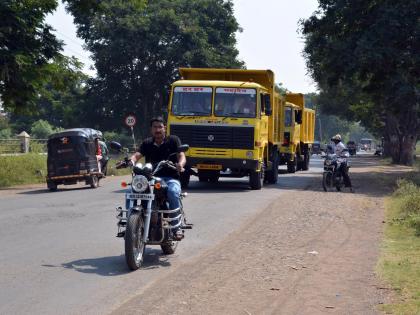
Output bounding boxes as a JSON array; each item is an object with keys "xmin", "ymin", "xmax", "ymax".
[
  {"xmin": 301, "ymin": 0, "xmax": 419, "ymax": 165},
  {"xmin": 9, "ymin": 55, "xmax": 88, "ymax": 132},
  {"xmin": 0, "ymin": 0, "xmax": 63, "ymax": 112},
  {"xmin": 64, "ymin": 0, "xmax": 244, "ymax": 137},
  {"xmin": 30, "ymin": 119, "xmax": 55, "ymax": 138}
]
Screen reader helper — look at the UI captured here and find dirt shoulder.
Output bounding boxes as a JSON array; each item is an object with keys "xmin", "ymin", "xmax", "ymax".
[{"xmin": 111, "ymin": 157, "xmax": 410, "ymax": 315}]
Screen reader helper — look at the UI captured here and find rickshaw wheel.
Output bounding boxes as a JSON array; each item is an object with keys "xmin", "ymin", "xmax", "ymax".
[
  {"xmin": 89, "ymin": 175, "xmax": 99, "ymax": 188},
  {"xmin": 47, "ymin": 180, "xmax": 57, "ymax": 192}
]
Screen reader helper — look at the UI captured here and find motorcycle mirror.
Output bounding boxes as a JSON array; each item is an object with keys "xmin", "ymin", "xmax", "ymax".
[
  {"xmin": 109, "ymin": 141, "xmax": 122, "ymax": 151},
  {"xmin": 177, "ymin": 144, "xmax": 189, "ymax": 153}
]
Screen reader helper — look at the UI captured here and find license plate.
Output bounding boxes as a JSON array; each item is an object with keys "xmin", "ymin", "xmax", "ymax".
[
  {"xmin": 196, "ymin": 164, "xmax": 222, "ymax": 170},
  {"xmin": 126, "ymin": 193, "xmax": 155, "ymax": 200}
]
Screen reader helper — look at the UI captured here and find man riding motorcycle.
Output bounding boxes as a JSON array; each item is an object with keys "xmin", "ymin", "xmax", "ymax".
[
  {"xmin": 128, "ymin": 116, "xmax": 186, "ymax": 240},
  {"xmin": 331, "ymin": 134, "xmax": 354, "ymax": 192}
]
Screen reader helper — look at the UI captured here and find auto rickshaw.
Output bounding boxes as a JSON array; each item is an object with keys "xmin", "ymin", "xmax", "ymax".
[{"xmin": 46, "ymin": 128, "xmax": 104, "ymax": 191}]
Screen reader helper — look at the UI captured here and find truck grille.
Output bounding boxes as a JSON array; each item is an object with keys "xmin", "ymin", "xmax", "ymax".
[{"xmin": 170, "ymin": 125, "xmax": 254, "ymax": 150}]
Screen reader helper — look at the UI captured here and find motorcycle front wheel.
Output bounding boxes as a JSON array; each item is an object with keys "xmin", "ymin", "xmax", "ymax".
[
  {"xmin": 322, "ymin": 172, "xmax": 333, "ymax": 192},
  {"xmin": 125, "ymin": 212, "xmax": 146, "ymax": 270}
]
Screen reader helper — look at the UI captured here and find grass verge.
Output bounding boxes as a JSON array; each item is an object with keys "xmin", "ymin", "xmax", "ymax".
[
  {"xmin": 378, "ymin": 162, "xmax": 420, "ymax": 314},
  {"xmin": 0, "ymin": 154, "xmax": 47, "ymax": 187}
]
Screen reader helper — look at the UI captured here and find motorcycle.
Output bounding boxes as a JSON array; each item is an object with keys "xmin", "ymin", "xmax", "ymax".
[
  {"xmin": 110, "ymin": 142, "xmax": 192, "ymax": 270},
  {"xmin": 321, "ymin": 149, "xmax": 350, "ymax": 192}
]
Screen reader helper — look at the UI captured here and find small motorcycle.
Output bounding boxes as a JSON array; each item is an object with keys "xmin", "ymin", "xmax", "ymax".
[
  {"xmin": 110, "ymin": 142, "xmax": 192, "ymax": 270},
  {"xmin": 321, "ymin": 149, "xmax": 350, "ymax": 192}
]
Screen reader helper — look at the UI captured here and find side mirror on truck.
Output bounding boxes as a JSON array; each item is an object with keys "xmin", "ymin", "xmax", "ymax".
[{"xmin": 264, "ymin": 94, "xmax": 272, "ymax": 116}]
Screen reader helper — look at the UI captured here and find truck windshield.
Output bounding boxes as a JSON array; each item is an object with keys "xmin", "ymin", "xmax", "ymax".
[
  {"xmin": 171, "ymin": 86, "xmax": 212, "ymax": 116},
  {"xmin": 214, "ymin": 87, "xmax": 257, "ymax": 118},
  {"xmin": 284, "ymin": 107, "xmax": 293, "ymax": 126}
]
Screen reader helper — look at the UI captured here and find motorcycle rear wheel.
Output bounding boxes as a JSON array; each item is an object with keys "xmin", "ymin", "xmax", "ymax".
[{"xmin": 125, "ymin": 213, "xmax": 146, "ymax": 270}]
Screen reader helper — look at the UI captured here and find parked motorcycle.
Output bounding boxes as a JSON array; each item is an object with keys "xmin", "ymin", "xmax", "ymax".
[
  {"xmin": 321, "ymin": 149, "xmax": 350, "ymax": 192},
  {"xmin": 110, "ymin": 142, "xmax": 192, "ymax": 270}
]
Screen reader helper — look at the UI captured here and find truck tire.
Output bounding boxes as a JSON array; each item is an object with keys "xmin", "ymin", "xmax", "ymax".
[
  {"xmin": 302, "ymin": 151, "xmax": 310, "ymax": 171},
  {"xmin": 266, "ymin": 152, "xmax": 279, "ymax": 184},
  {"xmin": 249, "ymin": 164, "xmax": 264, "ymax": 190},
  {"xmin": 287, "ymin": 158, "xmax": 297, "ymax": 173}
]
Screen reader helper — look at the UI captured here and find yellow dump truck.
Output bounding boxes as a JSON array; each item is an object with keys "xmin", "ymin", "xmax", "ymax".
[
  {"xmin": 279, "ymin": 93, "xmax": 315, "ymax": 172},
  {"xmin": 166, "ymin": 68, "xmax": 284, "ymax": 190}
]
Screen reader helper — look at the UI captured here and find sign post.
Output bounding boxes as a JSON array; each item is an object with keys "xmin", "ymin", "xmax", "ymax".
[{"xmin": 124, "ymin": 115, "xmax": 137, "ymax": 151}]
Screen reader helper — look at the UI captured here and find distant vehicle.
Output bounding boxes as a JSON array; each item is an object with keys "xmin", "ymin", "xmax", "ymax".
[
  {"xmin": 312, "ymin": 141, "xmax": 321, "ymax": 155},
  {"xmin": 347, "ymin": 141, "xmax": 357, "ymax": 155},
  {"xmin": 46, "ymin": 128, "xmax": 104, "ymax": 191},
  {"xmin": 360, "ymin": 138, "xmax": 374, "ymax": 151}
]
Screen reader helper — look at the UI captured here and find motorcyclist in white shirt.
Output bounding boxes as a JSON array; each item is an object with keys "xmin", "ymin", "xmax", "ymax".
[{"xmin": 331, "ymin": 134, "xmax": 354, "ymax": 192}]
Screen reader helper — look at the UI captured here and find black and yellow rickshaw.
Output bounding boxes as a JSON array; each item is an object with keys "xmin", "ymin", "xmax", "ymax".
[{"xmin": 46, "ymin": 128, "xmax": 104, "ymax": 191}]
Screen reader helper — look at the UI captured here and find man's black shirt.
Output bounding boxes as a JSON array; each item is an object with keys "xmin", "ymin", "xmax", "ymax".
[{"xmin": 139, "ymin": 135, "xmax": 181, "ymax": 178}]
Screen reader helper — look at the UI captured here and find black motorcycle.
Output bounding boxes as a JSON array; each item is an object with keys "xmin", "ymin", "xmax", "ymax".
[
  {"xmin": 322, "ymin": 150, "xmax": 350, "ymax": 192},
  {"xmin": 111, "ymin": 142, "xmax": 192, "ymax": 270}
]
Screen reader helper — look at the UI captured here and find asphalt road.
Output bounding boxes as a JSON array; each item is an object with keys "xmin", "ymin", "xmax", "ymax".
[{"xmin": 0, "ymin": 156, "xmax": 326, "ymax": 314}]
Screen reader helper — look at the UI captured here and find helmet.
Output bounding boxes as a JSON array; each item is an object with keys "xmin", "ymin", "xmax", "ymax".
[{"xmin": 332, "ymin": 134, "xmax": 341, "ymax": 141}]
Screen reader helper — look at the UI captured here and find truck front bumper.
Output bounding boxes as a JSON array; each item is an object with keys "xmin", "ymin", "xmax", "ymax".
[{"xmin": 186, "ymin": 157, "xmax": 260, "ymax": 172}]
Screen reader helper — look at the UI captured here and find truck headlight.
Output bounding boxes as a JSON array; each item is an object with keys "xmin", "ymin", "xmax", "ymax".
[{"xmin": 132, "ymin": 175, "xmax": 148, "ymax": 192}]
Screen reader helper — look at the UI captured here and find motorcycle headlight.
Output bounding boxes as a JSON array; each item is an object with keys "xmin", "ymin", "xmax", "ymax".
[
  {"xmin": 132, "ymin": 175, "xmax": 148, "ymax": 192},
  {"xmin": 325, "ymin": 160, "xmax": 332, "ymax": 166}
]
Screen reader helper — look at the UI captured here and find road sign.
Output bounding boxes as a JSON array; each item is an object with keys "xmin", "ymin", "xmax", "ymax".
[{"xmin": 124, "ymin": 115, "xmax": 136, "ymax": 127}]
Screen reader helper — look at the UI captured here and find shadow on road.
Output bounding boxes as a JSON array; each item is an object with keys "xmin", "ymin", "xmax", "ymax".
[
  {"xmin": 18, "ymin": 185, "xmax": 92, "ymax": 195},
  {"xmin": 55, "ymin": 248, "xmax": 172, "ymax": 276}
]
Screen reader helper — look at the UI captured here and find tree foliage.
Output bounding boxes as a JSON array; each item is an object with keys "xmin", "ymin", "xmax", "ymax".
[
  {"xmin": 301, "ymin": 0, "xmax": 419, "ymax": 164},
  {"xmin": 64, "ymin": 0, "xmax": 244, "ymax": 137},
  {"xmin": 9, "ymin": 55, "xmax": 88, "ymax": 133},
  {"xmin": 0, "ymin": 0, "xmax": 63, "ymax": 112}
]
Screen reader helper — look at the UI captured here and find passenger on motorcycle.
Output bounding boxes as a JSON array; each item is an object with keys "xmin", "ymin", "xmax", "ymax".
[
  {"xmin": 130, "ymin": 116, "xmax": 186, "ymax": 240},
  {"xmin": 331, "ymin": 134, "xmax": 354, "ymax": 192}
]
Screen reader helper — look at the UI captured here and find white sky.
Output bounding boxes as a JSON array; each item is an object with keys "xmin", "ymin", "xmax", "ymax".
[{"xmin": 46, "ymin": 0, "xmax": 319, "ymax": 93}]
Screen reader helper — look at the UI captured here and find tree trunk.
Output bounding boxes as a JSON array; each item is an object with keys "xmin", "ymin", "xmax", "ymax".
[
  {"xmin": 385, "ymin": 113, "xmax": 417, "ymax": 166},
  {"xmin": 399, "ymin": 134, "xmax": 417, "ymax": 165}
]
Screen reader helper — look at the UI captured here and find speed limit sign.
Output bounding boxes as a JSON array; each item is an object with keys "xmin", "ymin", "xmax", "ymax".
[{"xmin": 124, "ymin": 115, "xmax": 136, "ymax": 127}]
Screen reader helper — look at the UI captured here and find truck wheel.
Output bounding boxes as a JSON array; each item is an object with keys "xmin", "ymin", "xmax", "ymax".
[
  {"xmin": 249, "ymin": 165, "xmax": 264, "ymax": 190},
  {"xmin": 266, "ymin": 152, "xmax": 279, "ymax": 184},
  {"xmin": 302, "ymin": 151, "xmax": 310, "ymax": 171},
  {"xmin": 287, "ymin": 158, "xmax": 297, "ymax": 173}
]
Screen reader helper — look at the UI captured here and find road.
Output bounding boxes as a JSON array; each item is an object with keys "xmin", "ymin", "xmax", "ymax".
[{"xmin": 0, "ymin": 157, "xmax": 324, "ymax": 314}]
